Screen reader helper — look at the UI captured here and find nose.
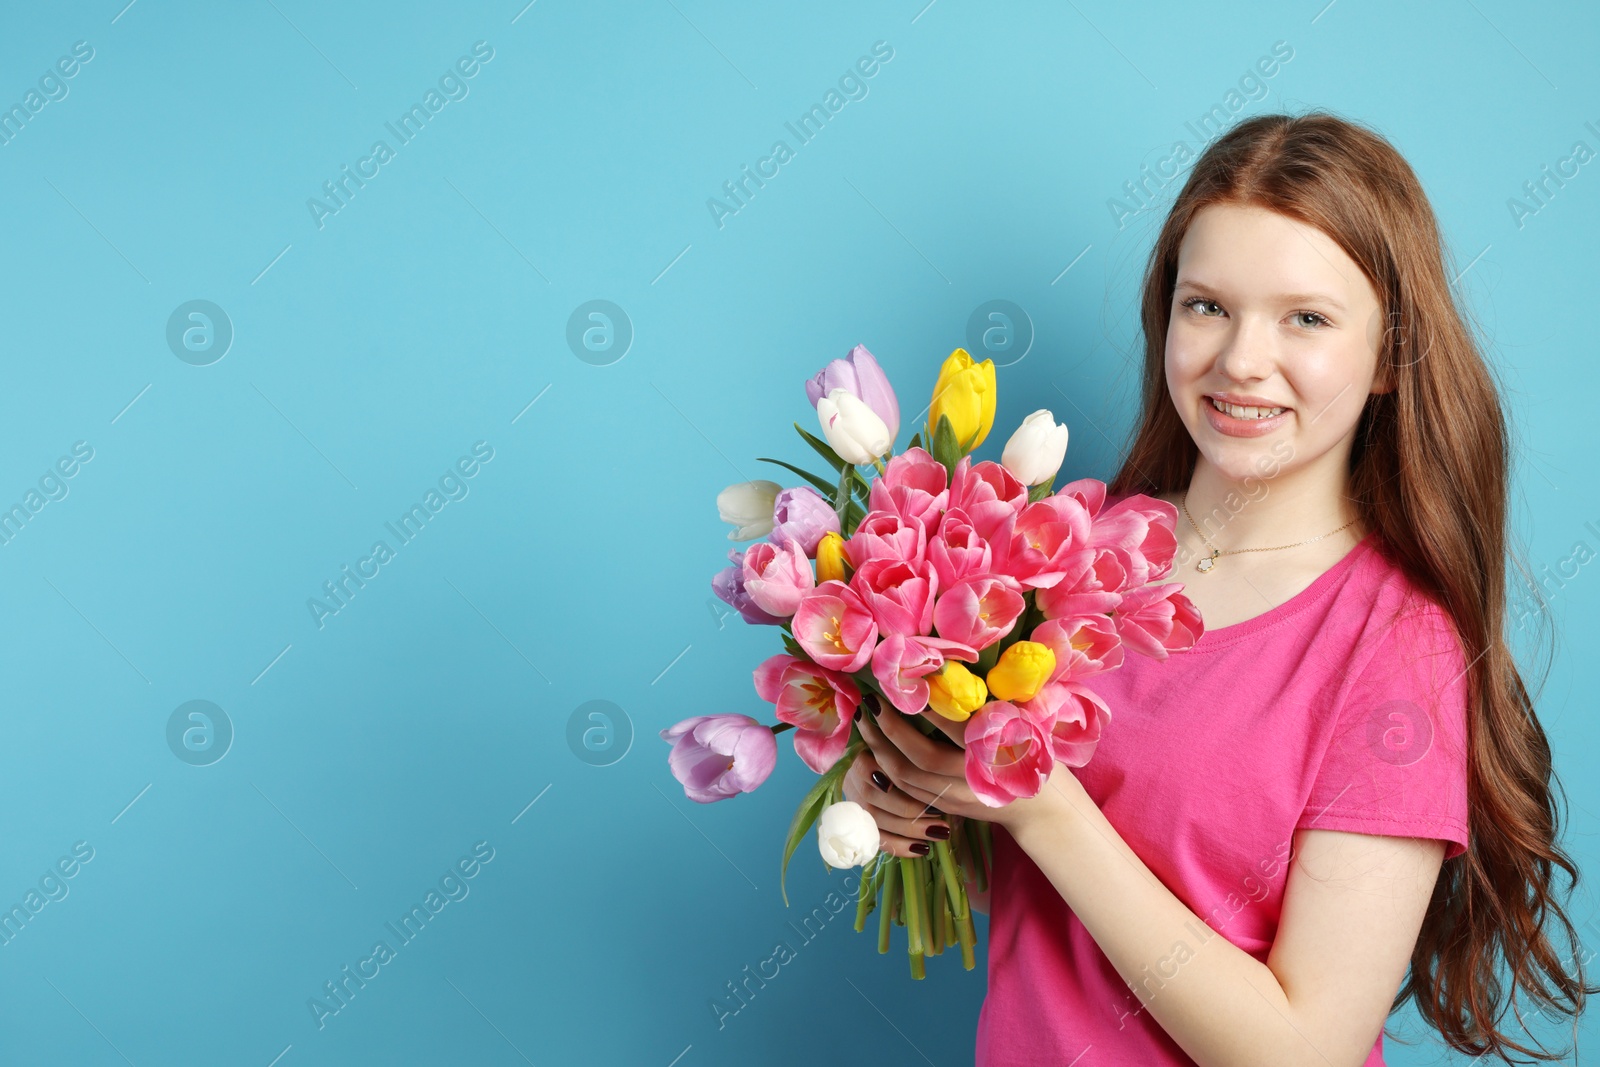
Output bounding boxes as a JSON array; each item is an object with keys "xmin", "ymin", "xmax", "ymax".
[{"xmin": 1211, "ymin": 313, "xmax": 1278, "ymax": 385}]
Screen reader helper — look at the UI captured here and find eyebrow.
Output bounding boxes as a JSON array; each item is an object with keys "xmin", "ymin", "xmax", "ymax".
[{"xmin": 1174, "ymin": 279, "xmax": 1347, "ymax": 315}]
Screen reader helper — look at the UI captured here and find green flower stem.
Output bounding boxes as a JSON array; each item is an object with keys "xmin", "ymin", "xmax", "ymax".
[
  {"xmin": 935, "ymin": 839, "xmax": 977, "ymax": 970},
  {"xmin": 833, "ymin": 464, "xmax": 854, "ymax": 530},
  {"xmin": 909, "ymin": 949, "xmax": 925, "ymax": 980},
  {"xmin": 932, "ymin": 840, "xmax": 967, "ymax": 921},
  {"xmin": 771, "ymin": 723, "xmax": 795, "ymax": 735},
  {"xmin": 899, "ymin": 856, "xmax": 924, "ymax": 957},
  {"xmin": 855, "ymin": 852, "xmax": 882, "ymax": 933},
  {"xmin": 919, "ymin": 857, "xmax": 936, "ymax": 959},
  {"xmin": 877, "ymin": 856, "xmax": 900, "ymax": 954}
]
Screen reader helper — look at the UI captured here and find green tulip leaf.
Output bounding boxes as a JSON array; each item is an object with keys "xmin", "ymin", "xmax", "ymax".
[
  {"xmin": 930, "ymin": 414, "xmax": 962, "ymax": 479},
  {"xmin": 757, "ymin": 457, "xmax": 838, "ymax": 500},
  {"xmin": 781, "ymin": 735, "xmax": 865, "ymax": 907},
  {"xmin": 793, "ymin": 422, "xmax": 848, "ymax": 473},
  {"xmin": 1027, "ymin": 481, "xmax": 1054, "ymax": 503}
]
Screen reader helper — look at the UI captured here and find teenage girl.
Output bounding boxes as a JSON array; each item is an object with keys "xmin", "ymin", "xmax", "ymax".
[{"xmin": 844, "ymin": 111, "xmax": 1593, "ymax": 1065}]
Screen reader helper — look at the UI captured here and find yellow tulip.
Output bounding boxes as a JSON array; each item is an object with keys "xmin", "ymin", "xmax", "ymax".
[
  {"xmin": 815, "ymin": 531, "xmax": 849, "ymax": 584},
  {"xmin": 927, "ymin": 348, "xmax": 997, "ymax": 452},
  {"xmin": 927, "ymin": 661, "xmax": 988, "ymax": 722},
  {"xmin": 986, "ymin": 641, "xmax": 1056, "ymax": 703}
]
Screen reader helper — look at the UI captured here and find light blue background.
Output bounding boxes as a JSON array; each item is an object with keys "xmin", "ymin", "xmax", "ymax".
[{"xmin": 0, "ymin": 1, "xmax": 1594, "ymax": 1063}]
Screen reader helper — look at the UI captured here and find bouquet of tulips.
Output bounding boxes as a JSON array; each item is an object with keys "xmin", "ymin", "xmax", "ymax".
[{"xmin": 661, "ymin": 344, "xmax": 1202, "ymax": 977}]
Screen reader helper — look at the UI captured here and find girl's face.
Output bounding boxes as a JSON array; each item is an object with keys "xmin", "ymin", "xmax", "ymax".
[{"xmin": 1164, "ymin": 202, "xmax": 1390, "ymax": 488}]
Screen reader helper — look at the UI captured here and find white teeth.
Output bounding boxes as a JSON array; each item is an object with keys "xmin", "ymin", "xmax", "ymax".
[{"xmin": 1209, "ymin": 397, "xmax": 1286, "ymax": 420}]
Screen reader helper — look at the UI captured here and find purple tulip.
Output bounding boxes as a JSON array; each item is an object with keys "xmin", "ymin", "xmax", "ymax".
[
  {"xmin": 660, "ymin": 713, "xmax": 778, "ymax": 803},
  {"xmin": 769, "ymin": 486, "xmax": 841, "ymax": 558},
  {"xmin": 712, "ymin": 548, "xmax": 785, "ymax": 626},
  {"xmin": 804, "ymin": 344, "xmax": 900, "ymax": 445}
]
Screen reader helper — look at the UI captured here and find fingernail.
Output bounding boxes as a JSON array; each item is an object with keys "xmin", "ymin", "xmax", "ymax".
[
  {"xmin": 870, "ymin": 770, "xmax": 891, "ymax": 792},
  {"xmin": 910, "ymin": 842, "xmax": 931, "ymax": 856},
  {"xmin": 925, "ymin": 823, "xmax": 951, "ymax": 840},
  {"xmin": 853, "ymin": 707, "xmax": 862, "ymax": 722}
]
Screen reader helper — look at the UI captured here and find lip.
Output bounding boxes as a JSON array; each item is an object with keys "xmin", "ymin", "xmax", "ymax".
[
  {"xmin": 1203, "ymin": 394, "xmax": 1292, "ymax": 438},
  {"xmin": 1206, "ymin": 391, "xmax": 1291, "ymax": 409}
]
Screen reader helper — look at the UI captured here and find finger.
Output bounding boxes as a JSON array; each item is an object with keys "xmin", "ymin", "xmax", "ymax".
[
  {"xmin": 852, "ymin": 751, "xmax": 946, "ymax": 820},
  {"xmin": 862, "ymin": 704, "xmax": 964, "ymax": 777},
  {"xmin": 840, "ymin": 772, "xmax": 946, "ymax": 851},
  {"xmin": 920, "ymin": 710, "xmax": 970, "ymax": 749},
  {"xmin": 877, "ymin": 829, "xmax": 937, "ymax": 859}
]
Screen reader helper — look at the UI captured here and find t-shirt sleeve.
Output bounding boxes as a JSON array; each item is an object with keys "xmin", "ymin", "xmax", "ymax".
[{"xmin": 1296, "ymin": 602, "xmax": 1472, "ymax": 860}]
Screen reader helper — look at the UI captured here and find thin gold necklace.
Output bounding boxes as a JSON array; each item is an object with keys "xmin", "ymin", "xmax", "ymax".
[{"xmin": 1181, "ymin": 492, "xmax": 1360, "ymax": 573}]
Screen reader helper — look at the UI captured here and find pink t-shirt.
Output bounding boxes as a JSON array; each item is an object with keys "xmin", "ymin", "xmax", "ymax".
[{"xmin": 975, "ymin": 525, "xmax": 1472, "ymax": 1066}]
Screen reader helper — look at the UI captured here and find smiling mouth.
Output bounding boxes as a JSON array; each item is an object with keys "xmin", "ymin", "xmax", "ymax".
[{"xmin": 1207, "ymin": 396, "xmax": 1288, "ymax": 420}]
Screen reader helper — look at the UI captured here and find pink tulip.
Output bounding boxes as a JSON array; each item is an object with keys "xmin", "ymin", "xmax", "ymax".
[
  {"xmin": 870, "ymin": 633, "xmax": 979, "ymax": 714},
  {"xmin": 711, "ymin": 548, "xmax": 786, "ymax": 626},
  {"xmin": 1092, "ymin": 494, "xmax": 1179, "ymax": 587},
  {"xmin": 850, "ymin": 556, "xmax": 937, "ymax": 637},
  {"xmin": 1035, "ymin": 546, "xmax": 1127, "ymax": 620},
  {"xmin": 1053, "ymin": 477, "xmax": 1107, "ymax": 520},
  {"xmin": 867, "ymin": 447, "xmax": 949, "ymax": 529},
  {"xmin": 1019, "ymin": 681, "xmax": 1111, "ymax": 767},
  {"xmin": 927, "ymin": 506, "xmax": 993, "ymax": 589},
  {"xmin": 792, "ymin": 580, "xmax": 879, "ymax": 673},
  {"xmin": 660, "ymin": 713, "xmax": 779, "ymax": 803},
  {"xmin": 843, "ymin": 511, "xmax": 927, "ymax": 569},
  {"xmin": 993, "ymin": 496, "xmax": 1094, "ymax": 590},
  {"xmin": 1029, "ymin": 614, "xmax": 1124, "ymax": 683},
  {"xmin": 753, "ymin": 653, "xmax": 863, "ymax": 773},
  {"xmin": 948, "ymin": 456, "xmax": 1028, "ymax": 543},
  {"xmin": 741, "ymin": 540, "xmax": 815, "ymax": 617},
  {"xmin": 932, "ymin": 575, "xmax": 1026, "ymax": 652},
  {"xmin": 769, "ymin": 486, "xmax": 840, "ymax": 558},
  {"xmin": 1110, "ymin": 581, "xmax": 1203, "ymax": 659},
  {"xmin": 963, "ymin": 701, "xmax": 1055, "ymax": 807}
]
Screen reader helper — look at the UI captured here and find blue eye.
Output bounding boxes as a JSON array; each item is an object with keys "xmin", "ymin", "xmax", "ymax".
[
  {"xmin": 1293, "ymin": 310, "xmax": 1330, "ymax": 329},
  {"xmin": 1180, "ymin": 296, "xmax": 1222, "ymax": 316}
]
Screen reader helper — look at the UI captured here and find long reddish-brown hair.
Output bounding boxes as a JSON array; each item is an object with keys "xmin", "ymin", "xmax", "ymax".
[{"xmin": 1107, "ymin": 110, "xmax": 1593, "ymax": 1059}]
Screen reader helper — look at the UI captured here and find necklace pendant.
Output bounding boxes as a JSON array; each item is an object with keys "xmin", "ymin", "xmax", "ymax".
[{"xmin": 1196, "ymin": 552, "xmax": 1217, "ymax": 573}]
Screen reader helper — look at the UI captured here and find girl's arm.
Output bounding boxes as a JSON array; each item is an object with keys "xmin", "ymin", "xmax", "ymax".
[
  {"xmin": 854, "ymin": 707, "xmax": 1445, "ymax": 1067},
  {"xmin": 1010, "ymin": 766, "xmax": 1446, "ymax": 1067}
]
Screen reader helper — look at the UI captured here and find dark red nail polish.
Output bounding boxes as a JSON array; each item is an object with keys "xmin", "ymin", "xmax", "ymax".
[
  {"xmin": 925, "ymin": 823, "xmax": 951, "ymax": 840},
  {"xmin": 871, "ymin": 770, "xmax": 891, "ymax": 792},
  {"xmin": 910, "ymin": 841, "xmax": 931, "ymax": 856},
  {"xmin": 853, "ymin": 707, "xmax": 862, "ymax": 722}
]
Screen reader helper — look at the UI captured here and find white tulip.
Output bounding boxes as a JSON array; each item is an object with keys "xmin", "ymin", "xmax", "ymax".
[
  {"xmin": 817, "ymin": 800, "xmax": 880, "ymax": 869},
  {"xmin": 816, "ymin": 389, "xmax": 892, "ymax": 465},
  {"xmin": 717, "ymin": 479, "xmax": 781, "ymax": 541},
  {"xmin": 1001, "ymin": 409, "xmax": 1070, "ymax": 487}
]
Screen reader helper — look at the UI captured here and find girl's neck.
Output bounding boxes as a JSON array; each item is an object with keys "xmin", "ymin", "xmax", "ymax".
[{"xmin": 1167, "ymin": 461, "xmax": 1366, "ymax": 552}]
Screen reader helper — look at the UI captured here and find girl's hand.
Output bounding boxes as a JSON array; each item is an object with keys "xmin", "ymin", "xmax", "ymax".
[
  {"xmin": 843, "ymin": 693, "xmax": 1077, "ymax": 858},
  {"xmin": 841, "ymin": 697, "xmax": 960, "ymax": 858}
]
